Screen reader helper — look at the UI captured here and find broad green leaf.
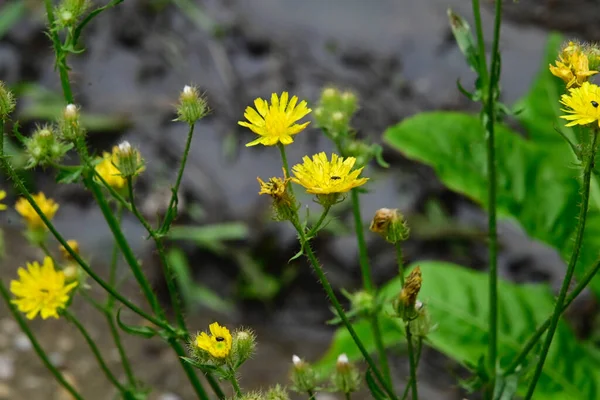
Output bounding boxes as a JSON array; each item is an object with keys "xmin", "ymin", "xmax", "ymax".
[
  {"xmin": 383, "ymin": 111, "xmax": 600, "ymax": 299},
  {"xmin": 320, "ymin": 262, "xmax": 600, "ymax": 399}
]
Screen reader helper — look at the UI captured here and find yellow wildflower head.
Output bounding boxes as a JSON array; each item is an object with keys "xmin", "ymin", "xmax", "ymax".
[
  {"xmin": 291, "ymin": 152, "xmax": 368, "ymax": 205},
  {"xmin": 15, "ymin": 192, "xmax": 59, "ymax": 230},
  {"xmin": 549, "ymin": 41, "xmax": 598, "ymax": 88},
  {"xmin": 95, "ymin": 148, "xmax": 126, "ymax": 189},
  {"xmin": 257, "ymin": 172, "xmax": 297, "ymax": 221},
  {"xmin": 195, "ymin": 322, "xmax": 232, "ymax": 360},
  {"xmin": 0, "ymin": 190, "xmax": 6, "ymax": 211},
  {"xmin": 239, "ymin": 92, "xmax": 312, "ymax": 147},
  {"xmin": 560, "ymin": 82, "xmax": 600, "ymax": 127},
  {"xmin": 10, "ymin": 256, "xmax": 78, "ymax": 320}
]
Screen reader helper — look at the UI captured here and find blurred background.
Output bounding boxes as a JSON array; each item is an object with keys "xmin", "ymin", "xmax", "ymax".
[{"xmin": 0, "ymin": 0, "xmax": 594, "ymax": 399}]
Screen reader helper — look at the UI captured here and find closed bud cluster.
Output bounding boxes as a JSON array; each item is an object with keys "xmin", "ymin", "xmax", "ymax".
[
  {"xmin": 330, "ymin": 354, "xmax": 360, "ymax": 394},
  {"xmin": 58, "ymin": 104, "xmax": 85, "ymax": 141},
  {"xmin": 369, "ymin": 208, "xmax": 410, "ymax": 244},
  {"xmin": 0, "ymin": 81, "xmax": 15, "ymax": 121},
  {"xmin": 54, "ymin": 0, "xmax": 91, "ymax": 30},
  {"xmin": 24, "ymin": 125, "xmax": 73, "ymax": 168},
  {"xmin": 114, "ymin": 141, "xmax": 145, "ymax": 179},
  {"xmin": 314, "ymin": 86, "xmax": 358, "ymax": 139},
  {"xmin": 175, "ymin": 85, "xmax": 208, "ymax": 124},
  {"xmin": 231, "ymin": 329, "xmax": 257, "ymax": 367},
  {"xmin": 394, "ymin": 266, "xmax": 422, "ymax": 321},
  {"xmin": 290, "ymin": 355, "xmax": 318, "ymax": 394}
]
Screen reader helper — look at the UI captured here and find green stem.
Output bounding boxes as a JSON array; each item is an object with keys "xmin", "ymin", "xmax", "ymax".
[
  {"xmin": 0, "ymin": 280, "xmax": 83, "ymax": 400},
  {"xmin": 127, "ymin": 178, "xmax": 187, "ymax": 330},
  {"xmin": 402, "ymin": 338, "xmax": 423, "ymax": 400},
  {"xmin": 86, "ymin": 174, "xmax": 164, "ymax": 318},
  {"xmin": 396, "ymin": 242, "xmax": 405, "ymax": 286},
  {"xmin": 229, "ymin": 372, "xmax": 243, "ymax": 398},
  {"xmin": 405, "ymin": 325, "xmax": 418, "ymax": 400},
  {"xmin": 471, "ymin": 0, "xmax": 489, "ymax": 87},
  {"xmin": 168, "ymin": 338, "xmax": 210, "ymax": 400},
  {"xmin": 43, "ymin": 0, "xmax": 74, "ymax": 104},
  {"xmin": 293, "ymin": 221, "xmax": 397, "ymax": 400},
  {"xmin": 505, "ymin": 256, "xmax": 600, "ymax": 376},
  {"xmin": 104, "ymin": 309, "xmax": 136, "ymax": 387},
  {"xmin": 64, "ymin": 311, "xmax": 126, "ymax": 392},
  {"xmin": 205, "ymin": 374, "xmax": 226, "ymax": 400},
  {"xmin": 307, "ymin": 390, "xmax": 315, "ymax": 400},
  {"xmin": 160, "ymin": 123, "xmax": 195, "ymax": 231},
  {"xmin": 307, "ymin": 205, "xmax": 331, "ymax": 237},
  {"xmin": 524, "ymin": 132, "xmax": 598, "ymax": 399},
  {"xmin": 278, "ymin": 143, "xmax": 295, "ymax": 197},
  {"xmin": 345, "ymin": 393, "xmax": 352, "ymax": 400},
  {"xmin": 0, "ymin": 157, "xmax": 171, "ymax": 331},
  {"xmin": 106, "ymin": 205, "xmax": 124, "ymax": 309}
]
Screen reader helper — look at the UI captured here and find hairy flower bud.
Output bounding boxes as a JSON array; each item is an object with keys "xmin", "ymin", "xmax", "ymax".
[
  {"xmin": 58, "ymin": 104, "xmax": 85, "ymax": 141},
  {"xmin": 114, "ymin": 141, "xmax": 144, "ymax": 179},
  {"xmin": 54, "ymin": 0, "xmax": 90, "ymax": 29},
  {"xmin": 370, "ymin": 208, "xmax": 410, "ymax": 243},
  {"xmin": 24, "ymin": 125, "xmax": 72, "ymax": 168},
  {"xmin": 408, "ymin": 300, "xmax": 433, "ymax": 338},
  {"xmin": 395, "ymin": 266, "xmax": 422, "ymax": 321},
  {"xmin": 290, "ymin": 355, "xmax": 317, "ymax": 394},
  {"xmin": 175, "ymin": 85, "xmax": 208, "ymax": 124},
  {"xmin": 331, "ymin": 353, "xmax": 360, "ymax": 394},
  {"xmin": 231, "ymin": 329, "xmax": 256, "ymax": 367},
  {"xmin": 0, "ymin": 81, "xmax": 15, "ymax": 120},
  {"xmin": 265, "ymin": 385, "xmax": 290, "ymax": 400}
]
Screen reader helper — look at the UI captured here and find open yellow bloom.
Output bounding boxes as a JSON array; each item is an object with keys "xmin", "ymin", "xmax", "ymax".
[
  {"xmin": 10, "ymin": 257, "xmax": 78, "ymax": 320},
  {"xmin": 0, "ymin": 190, "xmax": 6, "ymax": 211},
  {"xmin": 549, "ymin": 43, "xmax": 598, "ymax": 88},
  {"xmin": 196, "ymin": 322, "xmax": 232, "ymax": 359},
  {"xmin": 95, "ymin": 148, "xmax": 126, "ymax": 189},
  {"xmin": 291, "ymin": 152, "xmax": 369, "ymax": 194},
  {"xmin": 238, "ymin": 92, "xmax": 312, "ymax": 147},
  {"xmin": 15, "ymin": 192, "xmax": 59, "ymax": 229},
  {"xmin": 560, "ymin": 82, "xmax": 600, "ymax": 127}
]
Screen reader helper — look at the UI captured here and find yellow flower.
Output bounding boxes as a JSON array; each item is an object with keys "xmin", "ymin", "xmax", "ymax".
[
  {"xmin": 15, "ymin": 192, "xmax": 59, "ymax": 229},
  {"xmin": 560, "ymin": 82, "xmax": 600, "ymax": 127},
  {"xmin": 59, "ymin": 239, "xmax": 80, "ymax": 261},
  {"xmin": 238, "ymin": 92, "xmax": 312, "ymax": 147},
  {"xmin": 10, "ymin": 257, "xmax": 78, "ymax": 320},
  {"xmin": 0, "ymin": 190, "xmax": 6, "ymax": 211},
  {"xmin": 291, "ymin": 152, "xmax": 369, "ymax": 195},
  {"xmin": 95, "ymin": 148, "xmax": 126, "ymax": 189},
  {"xmin": 549, "ymin": 43, "xmax": 598, "ymax": 88},
  {"xmin": 196, "ymin": 322, "xmax": 232, "ymax": 359},
  {"xmin": 257, "ymin": 173, "xmax": 290, "ymax": 199}
]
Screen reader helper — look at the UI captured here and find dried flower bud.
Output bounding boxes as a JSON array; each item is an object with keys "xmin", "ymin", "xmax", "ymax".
[
  {"xmin": 114, "ymin": 141, "xmax": 145, "ymax": 179},
  {"xmin": 0, "ymin": 81, "xmax": 15, "ymax": 120},
  {"xmin": 395, "ymin": 266, "xmax": 422, "ymax": 321},
  {"xmin": 175, "ymin": 85, "xmax": 208, "ymax": 124},
  {"xmin": 58, "ymin": 104, "xmax": 85, "ymax": 141},
  {"xmin": 331, "ymin": 353, "xmax": 360, "ymax": 394},
  {"xmin": 370, "ymin": 208, "xmax": 410, "ymax": 243},
  {"xmin": 290, "ymin": 355, "xmax": 317, "ymax": 394},
  {"xmin": 24, "ymin": 125, "xmax": 73, "ymax": 168},
  {"xmin": 257, "ymin": 171, "xmax": 298, "ymax": 221}
]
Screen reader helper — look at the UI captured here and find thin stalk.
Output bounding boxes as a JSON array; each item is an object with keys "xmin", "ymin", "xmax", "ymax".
[
  {"xmin": 345, "ymin": 393, "xmax": 352, "ymax": 400},
  {"xmin": 278, "ymin": 143, "xmax": 295, "ymax": 197},
  {"xmin": 471, "ymin": 0, "xmax": 489, "ymax": 86},
  {"xmin": 43, "ymin": 0, "xmax": 74, "ymax": 104},
  {"xmin": 107, "ymin": 205, "xmax": 124, "ymax": 309},
  {"xmin": 402, "ymin": 339, "xmax": 423, "ymax": 400},
  {"xmin": 127, "ymin": 178, "xmax": 187, "ymax": 330},
  {"xmin": 104, "ymin": 309, "xmax": 136, "ymax": 387},
  {"xmin": 160, "ymin": 123, "xmax": 195, "ymax": 231},
  {"xmin": 0, "ymin": 280, "xmax": 83, "ymax": 400},
  {"xmin": 307, "ymin": 205, "xmax": 331, "ymax": 237},
  {"xmin": 405, "ymin": 325, "xmax": 418, "ymax": 400},
  {"xmin": 205, "ymin": 374, "xmax": 226, "ymax": 400},
  {"xmin": 229, "ymin": 373, "xmax": 243, "ymax": 398},
  {"xmin": 395, "ymin": 242, "xmax": 405, "ymax": 287},
  {"xmin": 293, "ymin": 221, "xmax": 397, "ymax": 400},
  {"xmin": 64, "ymin": 311, "xmax": 126, "ymax": 392},
  {"xmin": 524, "ymin": 132, "xmax": 598, "ymax": 399},
  {"xmin": 505, "ymin": 256, "xmax": 600, "ymax": 376},
  {"xmin": 0, "ymin": 157, "xmax": 171, "ymax": 331},
  {"xmin": 86, "ymin": 174, "xmax": 164, "ymax": 318},
  {"xmin": 168, "ymin": 338, "xmax": 210, "ymax": 400},
  {"xmin": 307, "ymin": 390, "xmax": 316, "ymax": 400}
]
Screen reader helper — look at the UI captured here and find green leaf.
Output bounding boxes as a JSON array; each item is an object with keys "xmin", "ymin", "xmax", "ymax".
[
  {"xmin": 168, "ymin": 222, "xmax": 248, "ymax": 254},
  {"xmin": 56, "ymin": 166, "xmax": 84, "ymax": 184},
  {"xmin": 116, "ymin": 308, "xmax": 158, "ymax": 338},
  {"xmin": 383, "ymin": 111, "xmax": 600, "ymax": 299}
]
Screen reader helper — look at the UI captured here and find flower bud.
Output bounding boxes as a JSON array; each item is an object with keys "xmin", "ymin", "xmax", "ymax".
[
  {"xmin": 0, "ymin": 81, "xmax": 15, "ymax": 121},
  {"xmin": 231, "ymin": 329, "xmax": 256, "ymax": 367},
  {"xmin": 54, "ymin": 0, "xmax": 91, "ymax": 29},
  {"xmin": 370, "ymin": 208, "xmax": 410, "ymax": 243},
  {"xmin": 114, "ymin": 141, "xmax": 145, "ymax": 179},
  {"xmin": 340, "ymin": 91, "xmax": 358, "ymax": 115},
  {"xmin": 331, "ymin": 353, "xmax": 360, "ymax": 394},
  {"xmin": 58, "ymin": 104, "xmax": 85, "ymax": 141},
  {"xmin": 290, "ymin": 355, "xmax": 317, "ymax": 394},
  {"xmin": 24, "ymin": 125, "xmax": 72, "ymax": 168},
  {"xmin": 394, "ymin": 266, "xmax": 422, "ymax": 321},
  {"xmin": 408, "ymin": 300, "xmax": 433, "ymax": 338},
  {"xmin": 175, "ymin": 85, "xmax": 208, "ymax": 124},
  {"xmin": 265, "ymin": 385, "xmax": 290, "ymax": 400},
  {"xmin": 348, "ymin": 289, "xmax": 376, "ymax": 317}
]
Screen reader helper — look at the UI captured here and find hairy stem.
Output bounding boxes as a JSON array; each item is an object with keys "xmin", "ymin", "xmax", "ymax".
[{"xmin": 405, "ymin": 324, "xmax": 419, "ymax": 400}]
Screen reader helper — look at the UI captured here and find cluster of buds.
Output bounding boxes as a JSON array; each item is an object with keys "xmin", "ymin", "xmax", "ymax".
[
  {"xmin": 54, "ymin": 0, "xmax": 91, "ymax": 30},
  {"xmin": 23, "ymin": 125, "xmax": 73, "ymax": 169},
  {"xmin": 175, "ymin": 85, "xmax": 209, "ymax": 125},
  {"xmin": 370, "ymin": 208, "xmax": 410, "ymax": 244},
  {"xmin": 314, "ymin": 87, "xmax": 358, "ymax": 140},
  {"xmin": 550, "ymin": 40, "xmax": 600, "ymax": 89}
]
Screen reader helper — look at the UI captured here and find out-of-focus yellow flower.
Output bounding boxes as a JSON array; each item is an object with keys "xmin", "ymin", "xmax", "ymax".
[
  {"xmin": 560, "ymin": 81, "xmax": 600, "ymax": 127},
  {"xmin": 550, "ymin": 42, "xmax": 598, "ymax": 88},
  {"xmin": 95, "ymin": 149, "xmax": 126, "ymax": 189},
  {"xmin": 291, "ymin": 152, "xmax": 368, "ymax": 195},
  {"xmin": 10, "ymin": 257, "xmax": 78, "ymax": 320},
  {"xmin": 196, "ymin": 322, "xmax": 232, "ymax": 359},
  {"xmin": 59, "ymin": 239, "xmax": 80, "ymax": 261},
  {"xmin": 238, "ymin": 92, "xmax": 312, "ymax": 147},
  {"xmin": 15, "ymin": 192, "xmax": 59, "ymax": 229},
  {"xmin": 0, "ymin": 190, "xmax": 6, "ymax": 211}
]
